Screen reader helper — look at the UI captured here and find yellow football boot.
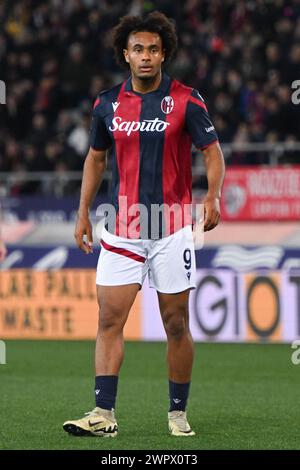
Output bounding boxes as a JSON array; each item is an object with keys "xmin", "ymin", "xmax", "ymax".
[{"xmin": 63, "ymin": 407, "xmax": 118, "ymax": 437}]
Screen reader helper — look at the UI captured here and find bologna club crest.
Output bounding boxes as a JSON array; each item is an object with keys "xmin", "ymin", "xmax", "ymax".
[{"xmin": 161, "ymin": 96, "xmax": 174, "ymax": 114}]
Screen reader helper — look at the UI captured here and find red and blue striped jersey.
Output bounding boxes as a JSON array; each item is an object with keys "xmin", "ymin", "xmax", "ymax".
[{"xmin": 90, "ymin": 73, "xmax": 218, "ymax": 239}]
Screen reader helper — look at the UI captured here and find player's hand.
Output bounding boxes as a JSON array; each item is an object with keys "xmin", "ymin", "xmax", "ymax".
[
  {"xmin": 74, "ymin": 212, "xmax": 93, "ymax": 254},
  {"xmin": 203, "ymin": 196, "xmax": 221, "ymax": 232}
]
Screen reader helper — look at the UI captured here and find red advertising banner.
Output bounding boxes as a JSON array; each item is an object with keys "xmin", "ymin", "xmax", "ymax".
[{"xmin": 221, "ymin": 166, "xmax": 300, "ymax": 220}]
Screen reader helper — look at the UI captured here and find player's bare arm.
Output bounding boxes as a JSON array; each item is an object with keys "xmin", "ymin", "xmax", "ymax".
[
  {"xmin": 75, "ymin": 147, "xmax": 107, "ymax": 254},
  {"xmin": 202, "ymin": 142, "xmax": 225, "ymax": 232}
]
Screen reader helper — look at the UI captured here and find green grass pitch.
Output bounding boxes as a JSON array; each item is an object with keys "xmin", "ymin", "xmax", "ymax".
[{"xmin": 0, "ymin": 340, "xmax": 299, "ymax": 450}]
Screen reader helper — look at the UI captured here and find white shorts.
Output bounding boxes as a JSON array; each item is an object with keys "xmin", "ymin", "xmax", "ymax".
[{"xmin": 96, "ymin": 225, "xmax": 196, "ymax": 294}]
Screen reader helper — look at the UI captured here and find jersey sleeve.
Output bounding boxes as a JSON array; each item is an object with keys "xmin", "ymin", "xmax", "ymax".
[
  {"xmin": 90, "ymin": 96, "xmax": 112, "ymax": 150},
  {"xmin": 185, "ymin": 89, "xmax": 219, "ymax": 150}
]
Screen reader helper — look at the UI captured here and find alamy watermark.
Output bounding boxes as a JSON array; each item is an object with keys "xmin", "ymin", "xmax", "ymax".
[
  {"xmin": 291, "ymin": 80, "xmax": 300, "ymax": 105},
  {"xmin": 0, "ymin": 80, "xmax": 6, "ymax": 104},
  {"xmin": 291, "ymin": 340, "xmax": 300, "ymax": 365},
  {"xmin": 0, "ymin": 340, "xmax": 6, "ymax": 365},
  {"xmin": 95, "ymin": 198, "xmax": 205, "ymax": 248}
]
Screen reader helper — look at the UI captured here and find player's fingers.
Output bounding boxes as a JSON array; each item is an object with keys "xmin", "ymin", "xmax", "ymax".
[
  {"xmin": 206, "ymin": 211, "xmax": 220, "ymax": 231},
  {"xmin": 204, "ymin": 222, "xmax": 213, "ymax": 231},
  {"xmin": 74, "ymin": 229, "xmax": 89, "ymax": 253},
  {"xmin": 76, "ymin": 237, "xmax": 88, "ymax": 253},
  {"xmin": 204, "ymin": 206, "xmax": 213, "ymax": 231},
  {"xmin": 83, "ymin": 241, "xmax": 93, "ymax": 254},
  {"xmin": 86, "ymin": 223, "xmax": 93, "ymax": 252},
  {"xmin": 214, "ymin": 212, "xmax": 221, "ymax": 227}
]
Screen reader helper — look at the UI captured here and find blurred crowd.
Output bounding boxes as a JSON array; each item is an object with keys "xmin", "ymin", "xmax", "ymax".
[{"xmin": 1, "ymin": 0, "xmax": 300, "ymax": 195}]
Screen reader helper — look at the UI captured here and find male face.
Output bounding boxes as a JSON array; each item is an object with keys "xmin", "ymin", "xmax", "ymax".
[{"xmin": 123, "ymin": 31, "xmax": 165, "ymax": 81}]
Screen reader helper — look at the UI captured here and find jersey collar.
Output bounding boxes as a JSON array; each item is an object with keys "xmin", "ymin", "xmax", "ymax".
[{"xmin": 124, "ymin": 72, "xmax": 171, "ymax": 95}]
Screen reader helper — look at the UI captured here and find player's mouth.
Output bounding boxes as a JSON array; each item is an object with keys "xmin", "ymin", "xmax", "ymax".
[{"xmin": 139, "ymin": 66, "xmax": 153, "ymax": 72}]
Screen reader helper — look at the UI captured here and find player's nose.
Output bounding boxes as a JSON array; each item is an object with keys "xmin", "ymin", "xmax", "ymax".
[{"xmin": 141, "ymin": 50, "xmax": 151, "ymax": 61}]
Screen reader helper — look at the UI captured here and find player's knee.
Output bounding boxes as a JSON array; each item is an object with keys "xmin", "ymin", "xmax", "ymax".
[
  {"xmin": 98, "ymin": 306, "xmax": 123, "ymax": 333},
  {"xmin": 162, "ymin": 307, "xmax": 188, "ymax": 339}
]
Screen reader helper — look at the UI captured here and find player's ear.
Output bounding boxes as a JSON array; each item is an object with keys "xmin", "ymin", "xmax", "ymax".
[
  {"xmin": 123, "ymin": 49, "xmax": 129, "ymax": 63},
  {"xmin": 161, "ymin": 49, "xmax": 165, "ymax": 63}
]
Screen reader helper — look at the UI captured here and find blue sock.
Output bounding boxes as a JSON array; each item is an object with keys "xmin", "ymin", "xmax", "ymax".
[
  {"xmin": 95, "ymin": 375, "xmax": 118, "ymax": 410},
  {"xmin": 169, "ymin": 380, "xmax": 190, "ymax": 412}
]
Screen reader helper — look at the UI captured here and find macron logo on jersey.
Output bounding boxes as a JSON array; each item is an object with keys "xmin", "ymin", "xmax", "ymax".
[
  {"xmin": 112, "ymin": 102, "xmax": 120, "ymax": 112},
  {"xmin": 109, "ymin": 117, "xmax": 170, "ymax": 136}
]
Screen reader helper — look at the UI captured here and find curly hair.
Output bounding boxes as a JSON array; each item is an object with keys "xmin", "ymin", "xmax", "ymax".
[{"xmin": 112, "ymin": 11, "xmax": 178, "ymax": 68}]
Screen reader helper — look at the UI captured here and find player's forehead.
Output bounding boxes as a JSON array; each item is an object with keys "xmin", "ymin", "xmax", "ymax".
[{"xmin": 127, "ymin": 31, "xmax": 162, "ymax": 49}]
